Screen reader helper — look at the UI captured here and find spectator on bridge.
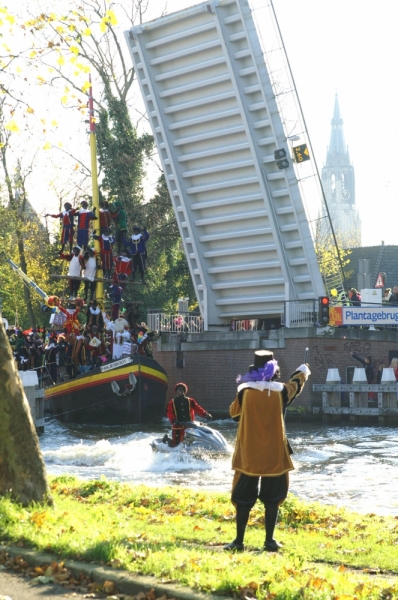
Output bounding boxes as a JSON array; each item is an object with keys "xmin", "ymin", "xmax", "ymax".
[
  {"xmin": 335, "ymin": 290, "xmax": 349, "ymax": 306},
  {"xmin": 383, "ymin": 288, "xmax": 392, "ymax": 303},
  {"xmin": 389, "ymin": 358, "xmax": 398, "ymax": 381},
  {"xmin": 389, "ymin": 286, "xmax": 398, "ymax": 303},
  {"xmin": 348, "ymin": 288, "xmax": 361, "ymax": 306},
  {"xmin": 388, "ymin": 286, "xmax": 398, "ymax": 304},
  {"xmin": 351, "ymin": 352, "xmax": 374, "ymax": 383}
]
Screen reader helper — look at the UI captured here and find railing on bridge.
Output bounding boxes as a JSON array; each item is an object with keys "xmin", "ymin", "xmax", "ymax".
[
  {"xmin": 148, "ymin": 300, "xmax": 319, "ymax": 332},
  {"xmin": 147, "ymin": 313, "xmax": 204, "ymax": 334},
  {"xmin": 283, "ymin": 301, "xmax": 318, "ymax": 328}
]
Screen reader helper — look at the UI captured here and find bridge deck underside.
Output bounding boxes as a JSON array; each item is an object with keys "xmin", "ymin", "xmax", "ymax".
[{"xmin": 126, "ymin": 0, "xmax": 324, "ymax": 326}]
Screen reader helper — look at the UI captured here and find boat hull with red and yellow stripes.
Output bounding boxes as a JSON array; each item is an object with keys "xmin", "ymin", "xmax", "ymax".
[{"xmin": 44, "ymin": 355, "xmax": 168, "ymax": 424}]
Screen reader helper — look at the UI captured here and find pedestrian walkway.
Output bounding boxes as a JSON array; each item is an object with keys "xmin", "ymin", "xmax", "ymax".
[
  {"xmin": 0, "ymin": 544, "xmax": 228, "ymax": 600},
  {"xmin": 0, "ymin": 567, "xmax": 88, "ymax": 599}
]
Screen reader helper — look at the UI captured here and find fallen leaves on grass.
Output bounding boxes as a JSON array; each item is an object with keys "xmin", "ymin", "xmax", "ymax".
[{"xmin": 238, "ymin": 581, "xmax": 259, "ymax": 599}]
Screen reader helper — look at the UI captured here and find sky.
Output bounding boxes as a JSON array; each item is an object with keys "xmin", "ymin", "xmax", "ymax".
[
  {"xmin": 138, "ymin": 0, "xmax": 398, "ymax": 247},
  {"xmin": 6, "ymin": 0, "xmax": 397, "ymax": 248}
]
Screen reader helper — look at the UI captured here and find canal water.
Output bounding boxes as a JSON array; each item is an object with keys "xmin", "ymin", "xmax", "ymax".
[{"xmin": 40, "ymin": 419, "xmax": 398, "ymax": 517}]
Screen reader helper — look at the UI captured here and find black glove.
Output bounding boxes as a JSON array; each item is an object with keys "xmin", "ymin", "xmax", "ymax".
[{"xmin": 205, "ymin": 412, "xmax": 212, "ymax": 420}]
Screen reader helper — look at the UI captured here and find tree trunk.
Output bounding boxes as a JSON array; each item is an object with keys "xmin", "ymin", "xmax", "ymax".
[{"xmin": 0, "ymin": 321, "xmax": 52, "ymax": 506}]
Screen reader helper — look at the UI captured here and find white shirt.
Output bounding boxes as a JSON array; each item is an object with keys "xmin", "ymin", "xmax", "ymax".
[
  {"xmin": 83, "ymin": 257, "xmax": 96, "ymax": 282},
  {"xmin": 68, "ymin": 255, "xmax": 81, "ymax": 278}
]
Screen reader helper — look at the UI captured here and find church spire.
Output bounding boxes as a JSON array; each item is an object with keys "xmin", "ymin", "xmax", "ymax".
[
  {"xmin": 321, "ymin": 95, "xmax": 361, "ymax": 246},
  {"xmin": 326, "ymin": 94, "xmax": 350, "ymax": 166}
]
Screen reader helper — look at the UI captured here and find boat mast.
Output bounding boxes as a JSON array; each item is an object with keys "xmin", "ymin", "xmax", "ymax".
[{"xmin": 88, "ymin": 74, "xmax": 103, "ymax": 305}]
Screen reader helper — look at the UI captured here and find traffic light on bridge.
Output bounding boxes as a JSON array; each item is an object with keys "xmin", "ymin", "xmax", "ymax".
[
  {"xmin": 274, "ymin": 148, "xmax": 289, "ymax": 170},
  {"xmin": 319, "ymin": 296, "xmax": 330, "ymax": 324}
]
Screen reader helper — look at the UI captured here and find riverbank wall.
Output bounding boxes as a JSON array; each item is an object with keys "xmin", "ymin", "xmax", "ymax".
[{"xmin": 152, "ymin": 327, "xmax": 398, "ymax": 418}]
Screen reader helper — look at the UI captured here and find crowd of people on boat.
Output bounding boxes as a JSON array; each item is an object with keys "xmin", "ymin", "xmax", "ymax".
[
  {"xmin": 5, "ymin": 301, "xmax": 159, "ymax": 385},
  {"xmin": 1, "ymin": 198, "xmax": 158, "ymax": 385}
]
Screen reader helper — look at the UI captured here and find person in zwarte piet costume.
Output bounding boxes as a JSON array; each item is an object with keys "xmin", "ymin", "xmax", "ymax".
[
  {"xmin": 76, "ymin": 200, "xmax": 97, "ymax": 249},
  {"xmin": 93, "ymin": 231, "xmax": 115, "ymax": 279},
  {"xmin": 122, "ymin": 226, "xmax": 149, "ymax": 284},
  {"xmin": 165, "ymin": 382, "xmax": 212, "ymax": 447},
  {"xmin": 46, "ymin": 202, "xmax": 76, "ymax": 253},
  {"xmin": 224, "ymin": 350, "xmax": 310, "ymax": 553},
  {"xmin": 113, "ymin": 250, "xmax": 133, "ymax": 290},
  {"xmin": 59, "ymin": 246, "xmax": 84, "ymax": 300}
]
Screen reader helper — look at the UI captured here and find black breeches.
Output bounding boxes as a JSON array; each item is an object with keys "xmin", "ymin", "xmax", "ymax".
[
  {"xmin": 132, "ymin": 254, "xmax": 145, "ymax": 276},
  {"xmin": 232, "ymin": 473, "xmax": 288, "ymax": 509},
  {"xmin": 69, "ymin": 279, "xmax": 81, "ymax": 296},
  {"xmin": 84, "ymin": 280, "xmax": 96, "ymax": 299}
]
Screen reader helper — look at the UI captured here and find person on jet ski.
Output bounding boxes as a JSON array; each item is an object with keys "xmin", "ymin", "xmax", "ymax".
[{"xmin": 164, "ymin": 382, "xmax": 212, "ymax": 447}]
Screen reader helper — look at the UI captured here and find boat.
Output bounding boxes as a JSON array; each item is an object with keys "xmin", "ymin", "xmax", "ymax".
[
  {"xmin": 44, "ymin": 355, "xmax": 168, "ymax": 425},
  {"xmin": 150, "ymin": 421, "xmax": 232, "ymax": 456},
  {"xmin": 5, "ymin": 254, "xmax": 169, "ymax": 425},
  {"xmin": 6, "ymin": 78, "xmax": 169, "ymax": 427}
]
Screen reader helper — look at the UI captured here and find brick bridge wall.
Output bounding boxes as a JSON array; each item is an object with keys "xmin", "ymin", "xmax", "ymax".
[{"xmin": 152, "ymin": 331, "xmax": 398, "ymax": 416}]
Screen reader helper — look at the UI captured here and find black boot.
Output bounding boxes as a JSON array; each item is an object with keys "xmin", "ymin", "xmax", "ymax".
[
  {"xmin": 224, "ymin": 505, "xmax": 251, "ymax": 552},
  {"xmin": 264, "ymin": 503, "xmax": 282, "ymax": 552}
]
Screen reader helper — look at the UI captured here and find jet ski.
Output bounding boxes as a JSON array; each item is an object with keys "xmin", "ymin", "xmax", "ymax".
[{"xmin": 150, "ymin": 421, "xmax": 232, "ymax": 456}]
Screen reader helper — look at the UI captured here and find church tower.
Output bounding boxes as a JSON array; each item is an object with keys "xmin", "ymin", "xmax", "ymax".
[{"xmin": 321, "ymin": 95, "xmax": 361, "ymax": 246}]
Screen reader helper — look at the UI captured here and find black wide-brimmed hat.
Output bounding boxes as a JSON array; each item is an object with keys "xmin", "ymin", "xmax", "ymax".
[{"xmin": 249, "ymin": 350, "xmax": 274, "ymax": 371}]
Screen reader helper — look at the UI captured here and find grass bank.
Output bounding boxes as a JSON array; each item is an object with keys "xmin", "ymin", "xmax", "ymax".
[{"xmin": 1, "ymin": 476, "xmax": 398, "ymax": 599}]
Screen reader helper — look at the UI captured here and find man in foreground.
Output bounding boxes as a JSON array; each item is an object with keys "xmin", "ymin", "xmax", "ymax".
[{"xmin": 225, "ymin": 350, "xmax": 310, "ymax": 552}]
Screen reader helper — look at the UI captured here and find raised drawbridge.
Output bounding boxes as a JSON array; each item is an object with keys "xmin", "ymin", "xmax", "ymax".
[{"xmin": 125, "ymin": 0, "xmax": 342, "ymax": 328}]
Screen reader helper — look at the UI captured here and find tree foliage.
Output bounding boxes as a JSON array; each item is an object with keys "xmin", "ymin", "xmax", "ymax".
[
  {"xmin": 0, "ymin": 1, "xmax": 197, "ymax": 325},
  {"xmin": 96, "ymin": 95, "xmax": 153, "ymax": 208},
  {"xmin": 0, "ymin": 96, "xmax": 65, "ymax": 328},
  {"xmin": 314, "ymin": 220, "xmax": 354, "ymax": 297},
  {"xmin": 127, "ymin": 175, "xmax": 196, "ymax": 317}
]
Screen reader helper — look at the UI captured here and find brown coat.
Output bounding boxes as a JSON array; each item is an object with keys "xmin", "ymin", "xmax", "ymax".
[{"xmin": 230, "ymin": 367, "xmax": 309, "ymax": 477}]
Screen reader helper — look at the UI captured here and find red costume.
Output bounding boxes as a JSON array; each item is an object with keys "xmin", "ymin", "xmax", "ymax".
[
  {"xmin": 166, "ymin": 383, "xmax": 210, "ymax": 447},
  {"xmin": 99, "ymin": 204, "xmax": 111, "ymax": 234},
  {"xmin": 59, "ymin": 305, "xmax": 81, "ymax": 334},
  {"xmin": 93, "ymin": 234, "xmax": 115, "ymax": 273},
  {"xmin": 114, "ymin": 254, "xmax": 133, "ymax": 290},
  {"xmin": 76, "ymin": 204, "xmax": 97, "ymax": 248},
  {"xmin": 47, "ymin": 206, "xmax": 76, "ymax": 251}
]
